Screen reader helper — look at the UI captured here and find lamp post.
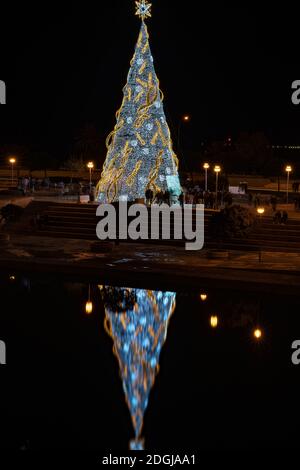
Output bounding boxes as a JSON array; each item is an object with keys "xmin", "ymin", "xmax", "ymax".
[
  {"xmin": 177, "ymin": 115, "xmax": 190, "ymax": 156},
  {"xmin": 257, "ymin": 207, "xmax": 265, "ymax": 225},
  {"xmin": 253, "ymin": 328, "xmax": 263, "ymax": 341},
  {"xmin": 285, "ymin": 165, "xmax": 292, "ymax": 204},
  {"xmin": 9, "ymin": 157, "xmax": 16, "ymax": 186},
  {"xmin": 203, "ymin": 163, "xmax": 210, "ymax": 192},
  {"xmin": 87, "ymin": 162, "xmax": 94, "ymax": 192},
  {"xmin": 214, "ymin": 165, "xmax": 221, "ymax": 209},
  {"xmin": 210, "ymin": 315, "xmax": 219, "ymax": 328}
]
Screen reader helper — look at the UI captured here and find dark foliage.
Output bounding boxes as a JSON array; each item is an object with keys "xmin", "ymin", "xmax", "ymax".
[
  {"xmin": 209, "ymin": 204, "xmax": 255, "ymax": 240},
  {"xmin": 0, "ymin": 204, "xmax": 24, "ymax": 222}
]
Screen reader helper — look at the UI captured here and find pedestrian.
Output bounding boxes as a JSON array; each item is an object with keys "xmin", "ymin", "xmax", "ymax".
[
  {"xmin": 273, "ymin": 210, "xmax": 281, "ymax": 224},
  {"xmin": 270, "ymin": 195, "xmax": 277, "ymax": 212},
  {"xmin": 281, "ymin": 211, "xmax": 288, "ymax": 225},
  {"xmin": 145, "ymin": 188, "xmax": 153, "ymax": 206},
  {"xmin": 178, "ymin": 192, "xmax": 184, "ymax": 207}
]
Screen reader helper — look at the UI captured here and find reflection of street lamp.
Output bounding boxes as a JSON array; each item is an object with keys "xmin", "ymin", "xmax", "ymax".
[
  {"xmin": 214, "ymin": 165, "xmax": 221, "ymax": 209},
  {"xmin": 85, "ymin": 285, "xmax": 93, "ymax": 315},
  {"xmin": 87, "ymin": 162, "xmax": 94, "ymax": 191},
  {"xmin": 9, "ymin": 157, "xmax": 16, "ymax": 186},
  {"xmin": 203, "ymin": 163, "xmax": 210, "ymax": 192},
  {"xmin": 285, "ymin": 165, "xmax": 292, "ymax": 203},
  {"xmin": 210, "ymin": 316, "xmax": 218, "ymax": 328}
]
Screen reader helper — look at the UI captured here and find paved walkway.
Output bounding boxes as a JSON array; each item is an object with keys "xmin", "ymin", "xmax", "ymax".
[
  {"xmin": 1, "ymin": 195, "xmax": 300, "ymax": 292},
  {"xmin": 1, "ymin": 234, "xmax": 300, "ymax": 293}
]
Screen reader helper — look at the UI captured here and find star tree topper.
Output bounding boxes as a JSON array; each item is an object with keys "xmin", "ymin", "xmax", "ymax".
[{"xmin": 135, "ymin": 0, "xmax": 152, "ymax": 21}]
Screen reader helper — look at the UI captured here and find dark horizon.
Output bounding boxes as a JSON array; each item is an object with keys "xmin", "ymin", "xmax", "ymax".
[{"xmin": 1, "ymin": 2, "xmax": 300, "ymax": 163}]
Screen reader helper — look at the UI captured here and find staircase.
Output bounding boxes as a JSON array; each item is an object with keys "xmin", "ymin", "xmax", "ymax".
[
  {"xmin": 19, "ymin": 202, "xmax": 300, "ymax": 252},
  {"xmin": 34, "ymin": 203, "xmax": 211, "ymax": 244},
  {"xmin": 38, "ymin": 203, "xmax": 99, "ymax": 240},
  {"xmin": 0, "ymin": 176, "xmax": 16, "ymax": 191}
]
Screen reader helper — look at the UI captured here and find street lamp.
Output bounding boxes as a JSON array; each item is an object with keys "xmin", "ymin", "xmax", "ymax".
[
  {"xmin": 214, "ymin": 165, "xmax": 221, "ymax": 209},
  {"xmin": 253, "ymin": 328, "xmax": 263, "ymax": 341},
  {"xmin": 87, "ymin": 162, "xmax": 94, "ymax": 192},
  {"xmin": 285, "ymin": 165, "xmax": 292, "ymax": 204},
  {"xmin": 257, "ymin": 207, "xmax": 265, "ymax": 217},
  {"xmin": 257, "ymin": 207, "xmax": 265, "ymax": 226},
  {"xmin": 177, "ymin": 115, "xmax": 191, "ymax": 154},
  {"xmin": 210, "ymin": 315, "xmax": 219, "ymax": 328},
  {"xmin": 9, "ymin": 157, "xmax": 16, "ymax": 186},
  {"xmin": 203, "ymin": 163, "xmax": 210, "ymax": 192}
]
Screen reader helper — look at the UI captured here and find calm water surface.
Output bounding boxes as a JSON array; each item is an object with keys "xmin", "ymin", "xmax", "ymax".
[{"xmin": 0, "ymin": 273, "xmax": 300, "ymax": 451}]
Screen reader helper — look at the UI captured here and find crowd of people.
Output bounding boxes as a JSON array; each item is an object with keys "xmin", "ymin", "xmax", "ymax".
[
  {"xmin": 273, "ymin": 210, "xmax": 288, "ymax": 225},
  {"xmin": 145, "ymin": 186, "xmax": 232, "ymax": 208},
  {"xmin": 16, "ymin": 177, "xmax": 95, "ymax": 198},
  {"xmin": 17, "ymin": 176, "xmax": 52, "ymax": 194}
]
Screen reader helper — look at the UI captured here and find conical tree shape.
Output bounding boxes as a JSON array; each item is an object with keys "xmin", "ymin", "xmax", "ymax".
[
  {"xmin": 100, "ymin": 286, "xmax": 176, "ymax": 450},
  {"xmin": 96, "ymin": 21, "xmax": 181, "ymax": 203}
]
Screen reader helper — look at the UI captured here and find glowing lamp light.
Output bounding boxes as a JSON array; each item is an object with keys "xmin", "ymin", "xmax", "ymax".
[
  {"xmin": 210, "ymin": 316, "xmax": 219, "ymax": 328},
  {"xmin": 253, "ymin": 328, "xmax": 263, "ymax": 340},
  {"xmin": 200, "ymin": 294, "xmax": 208, "ymax": 301},
  {"xmin": 257, "ymin": 207, "xmax": 265, "ymax": 215},
  {"xmin": 203, "ymin": 163, "xmax": 210, "ymax": 170},
  {"xmin": 214, "ymin": 165, "xmax": 221, "ymax": 173},
  {"xmin": 85, "ymin": 301, "xmax": 93, "ymax": 315}
]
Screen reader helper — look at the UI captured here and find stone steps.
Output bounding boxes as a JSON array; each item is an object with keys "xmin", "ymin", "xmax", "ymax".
[{"xmin": 21, "ymin": 202, "xmax": 300, "ymax": 252}]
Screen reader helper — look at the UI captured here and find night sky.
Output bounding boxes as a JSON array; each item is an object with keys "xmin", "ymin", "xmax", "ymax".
[{"xmin": 1, "ymin": 2, "xmax": 300, "ymax": 163}]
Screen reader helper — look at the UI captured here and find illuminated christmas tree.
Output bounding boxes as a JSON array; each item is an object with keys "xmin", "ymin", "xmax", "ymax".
[
  {"xmin": 96, "ymin": 1, "xmax": 181, "ymax": 203},
  {"xmin": 99, "ymin": 286, "xmax": 176, "ymax": 450}
]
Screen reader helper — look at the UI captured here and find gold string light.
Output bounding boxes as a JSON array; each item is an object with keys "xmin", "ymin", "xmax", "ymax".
[{"xmin": 126, "ymin": 161, "xmax": 142, "ymax": 187}]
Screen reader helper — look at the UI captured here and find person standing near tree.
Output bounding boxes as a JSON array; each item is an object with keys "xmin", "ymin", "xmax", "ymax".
[{"xmin": 270, "ymin": 195, "xmax": 277, "ymax": 212}]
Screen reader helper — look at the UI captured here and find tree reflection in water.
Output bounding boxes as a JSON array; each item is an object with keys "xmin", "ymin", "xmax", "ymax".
[{"xmin": 99, "ymin": 286, "xmax": 176, "ymax": 450}]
